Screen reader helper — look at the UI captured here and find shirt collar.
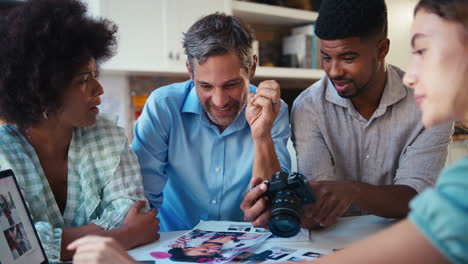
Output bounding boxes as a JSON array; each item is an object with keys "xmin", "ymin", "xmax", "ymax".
[
  {"xmin": 325, "ymin": 65, "xmax": 407, "ymax": 109},
  {"xmin": 182, "ymin": 80, "xmax": 202, "ymax": 114}
]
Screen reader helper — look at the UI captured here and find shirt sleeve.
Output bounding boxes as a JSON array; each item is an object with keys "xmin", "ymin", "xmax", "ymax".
[
  {"xmin": 131, "ymin": 92, "xmax": 170, "ymax": 209},
  {"xmin": 291, "ymin": 94, "xmax": 335, "ymax": 181},
  {"xmin": 408, "ymin": 157, "xmax": 468, "ymax": 264},
  {"xmin": 34, "ymin": 221, "xmax": 62, "ymax": 263},
  {"xmin": 91, "ymin": 141, "xmax": 148, "ymax": 229},
  {"xmin": 272, "ymin": 101, "xmax": 292, "ymax": 173},
  {"xmin": 395, "ymin": 122, "xmax": 453, "ymax": 193}
]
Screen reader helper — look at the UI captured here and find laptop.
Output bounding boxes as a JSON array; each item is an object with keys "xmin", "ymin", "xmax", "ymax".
[{"xmin": 0, "ymin": 169, "xmax": 48, "ymax": 264}]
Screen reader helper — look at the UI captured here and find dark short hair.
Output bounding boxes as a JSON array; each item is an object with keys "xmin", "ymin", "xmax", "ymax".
[
  {"xmin": 415, "ymin": 0, "xmax": 468, "ymax": 31},
  {"xmin": 315, "ymin": 0, "xmax": 388, "ymax": 40},
  {"xmin": 183, "ymin": 13, "xmax": 255, "ymax": 75},
  {"xmin": 0, "ymin": 0, "xmax": 117, "ymax": 128},
  {"xmin": 168, "ymin": 247, "xmax": 223, "ymax": 263}
]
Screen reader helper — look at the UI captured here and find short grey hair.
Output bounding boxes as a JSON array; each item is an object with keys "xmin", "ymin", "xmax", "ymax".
[{"xmin": 183, "ymin": 13, "xmax": 255, "ymax": 75}]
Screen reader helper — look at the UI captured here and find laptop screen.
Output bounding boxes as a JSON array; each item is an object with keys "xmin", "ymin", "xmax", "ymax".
[{"xmin": 0, "ymin": 169, "xmax": 48, "ymax": 264}]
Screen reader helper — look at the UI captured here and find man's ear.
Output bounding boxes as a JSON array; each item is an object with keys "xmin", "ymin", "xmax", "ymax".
[
  {"xmin": 377, "ymin": 38, "xmax": 390, "ymax": 61},
  {"xmin": 248, "ymin": 55, "xmax": 258, "ymax": 80},
  {"xmin": 186, "ymin": 60, "xmax": 194, "ymax": 80}
]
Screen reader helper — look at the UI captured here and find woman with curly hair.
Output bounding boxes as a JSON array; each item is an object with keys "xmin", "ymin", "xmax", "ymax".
[{"xmin": 0, "ymin": 0, "xmax": 160, "ymax": 262}]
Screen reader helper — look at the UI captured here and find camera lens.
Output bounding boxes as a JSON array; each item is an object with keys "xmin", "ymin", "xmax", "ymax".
[{"xmin": 268, "ymin": 190, "xmax": 301, "ymax": 237}]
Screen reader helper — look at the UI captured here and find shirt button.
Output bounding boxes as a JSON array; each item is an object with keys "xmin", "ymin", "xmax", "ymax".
[
  {"xmin": 215, "ymin": 168, "xmax": 221, "ymax": 172},
  {"xmin": 365, "ymin": 154, "xmax": 370, "ymax": 159},
  {"xmin": 211, "ymin": 200, "xmax": 217, "ymax": 204}
]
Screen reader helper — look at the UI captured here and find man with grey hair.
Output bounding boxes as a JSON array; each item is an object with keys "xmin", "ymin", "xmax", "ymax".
[{"xmin": 131, "ymin": 13, "xmax": 291, "ymax": 231}]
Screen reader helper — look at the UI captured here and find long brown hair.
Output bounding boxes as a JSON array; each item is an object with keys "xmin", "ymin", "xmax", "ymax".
[{"xmin": 415, "ymin": 0, "xmax": 468, "ymax": 30}]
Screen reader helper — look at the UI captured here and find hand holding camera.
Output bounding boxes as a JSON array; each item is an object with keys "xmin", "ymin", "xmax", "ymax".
[
  {"xmin": 263, "ymin": 171, "xmax": 316, "ymax": 237},
  {"xmin": 242, "ymin": 171, "xmax": 316, "ymax": 237}
]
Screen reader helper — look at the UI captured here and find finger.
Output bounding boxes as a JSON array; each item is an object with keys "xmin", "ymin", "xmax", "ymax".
[
  {"xmin": 254, "ymin": 87, "xmax": 279, "ymax": 102},
  {"xmin": 240, "ymin": 183, "xmax": 268, "ymax": 210},
  {"xmin": 300, "ymin": 215, "xmax": 321, "ymax": 229},
  {"xmin": 252, "ymin": 210, "xmax": 270, "ymax": 227},
  {"xmin": 257, "ymin": 80, "xmax": 280, "ymax": 93},
  {"xmin": 315, "ymin": 197, "xmax": 339, "ymax": 224},
  {"xmin": 67, "ymin": 235, "xmax": 103, "ymax": 251},
  {"xmin": 302, "ymin": 203, "xmax": 316, "ymax": 218},
  {"xmin": 244, "ymin": 196, "xmax": 268, "ymax": 222},
  {"xmin": 69, "ymin": 236, "xmax": 115, "ymax": 252},
  {"xmin": 250, "ymin": 177, "xmax": 266, "ymax": 186},
  {"xmin": 308, "ymin": 193, "xmax": 327, "ymax": 218},
  {"xmin": 308, "ymin": 180, "xmax": 321, "ymax": 190},
  {"xmin": 251, "ymin": 96, "xmax": 274, "ymax": 111},
  {"xmin": 247, "ymin": 92, "xmax": 257, "ymax": 108},
  {"xmin": 149, "ymin": 208, "xmax": 158, "ymax": 217},
  {"xmin": 73, "ymin": 253, "xmax": 99, "ymax": 264},
  {"xmin": 130, "ymin": 200, "xmax": 146, "ymax": 213},
  {"xmin": 322, "ymin": 201, "xmax": 350, "ymax": 227}
]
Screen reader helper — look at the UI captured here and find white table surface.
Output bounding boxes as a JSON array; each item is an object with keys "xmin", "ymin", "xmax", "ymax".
[{"xmin": 128, "ymin": 215, "xmax": 397, "ymax": 261}]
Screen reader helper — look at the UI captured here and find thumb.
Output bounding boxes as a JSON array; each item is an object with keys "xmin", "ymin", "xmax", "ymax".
[
  {"xmin": 250, "ymin": 176, "xmax": 266, "ymax": 186},
  {"xmin": 247, "ymin": 92, "xmax": 255, "ymax": 106},
  {"xmin": 131, "ymin": 200, "xmax": 146, "ymax": 213}
]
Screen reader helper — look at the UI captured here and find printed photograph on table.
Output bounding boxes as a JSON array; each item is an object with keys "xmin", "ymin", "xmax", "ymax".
[
  {"xmin": 231, "ymin": 246, "xmax": 297, "ymax": 263},
  {"xmin": 149, "ymin": 229, "xmax": 271, "ymax": 263},
  {"xmin": 0, "ymin": 192, "xmax": 20, "ymax": 230},
  {"xmin": 302, "ymin": 251, "xmax": 323, "ymax": 258},
  {"xmin": 287, "ymin": 256, "xmax": 308, "ymax": 262},
  {"xmin": 227, "ymin": 224, "xmax": 253, "ymax": 232},
  {"xmin": 3, "ymin": 223, "xmax": 33, "ymax": 260}
]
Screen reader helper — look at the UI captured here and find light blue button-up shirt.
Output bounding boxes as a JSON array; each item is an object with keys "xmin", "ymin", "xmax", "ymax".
[{"xmin": 131, "ymin": 80, "xmax": 291, "ymax": 231}]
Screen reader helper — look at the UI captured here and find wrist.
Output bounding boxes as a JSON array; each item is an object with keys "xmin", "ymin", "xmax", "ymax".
[
  {"xmin": 347, "ymin": 180, "xmax": 361, "ymax": 204},
  {"xmin": 252, "ymin": 132, "xmax": 273, "ymax": 143},
  {"xmin": 115, "ymin": 225, "xmax": 138, "ymax": 249}
]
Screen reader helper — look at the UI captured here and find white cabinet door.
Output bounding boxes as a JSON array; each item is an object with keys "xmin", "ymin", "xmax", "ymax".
[
  {"xmin": 99, "ymin": 0, "xmax": 166, "ymax": 71},
  {"xmin": 164, "ymin": 0, "xmax": 229, "ymax": 67},
  {"xmin": 87, "ymin": 0, "xmax": 229, "ymax": 72}
]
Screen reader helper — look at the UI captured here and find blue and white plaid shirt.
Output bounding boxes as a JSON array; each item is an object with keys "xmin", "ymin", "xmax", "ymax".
[{"xmin": 0, "ymin": 115, "xmax": 146, "ymax": 262}]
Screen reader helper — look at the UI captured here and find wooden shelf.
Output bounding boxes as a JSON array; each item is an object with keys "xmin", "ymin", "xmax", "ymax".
[
  {"xmin": 256, "ymin": 66, "xmax": 324, "ymax": 80},
  {"xmin": 452, "ymin": 134, "xmax": 468, "ymax": 141},
  {"xmin": 103, "ymin": 64, "xmax": 324, "ymax": 81},
  {"xmin": 232, "ymin": 1, "xmax": 318, "ymax": 26}
]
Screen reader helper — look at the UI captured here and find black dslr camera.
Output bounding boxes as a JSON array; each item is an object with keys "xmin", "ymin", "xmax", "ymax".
[{"xmin": 263, "ymin": 171, "xmax": 315, "ymax": 237}]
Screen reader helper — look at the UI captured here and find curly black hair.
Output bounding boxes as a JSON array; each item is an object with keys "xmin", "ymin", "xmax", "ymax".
[
  {"xmin": 0, "ymin": 0, "xmax": 117, "ymax": 128},
  {"xmin": 315, "ymin": 0, "xmax": 388, "ymax": 40}
]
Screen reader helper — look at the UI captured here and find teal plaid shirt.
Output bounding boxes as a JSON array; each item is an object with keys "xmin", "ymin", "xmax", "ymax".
[{"xmin": 0, "ymin": 115, "xmax": 146, "ymax": 262}]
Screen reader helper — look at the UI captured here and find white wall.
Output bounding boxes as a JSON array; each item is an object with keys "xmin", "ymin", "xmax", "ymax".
[
  {"xmin": 98, "ymin": 74, "xmax": 132, "ymax": 137},
  {"xmin": 386, "ymin": 0, "xmax": 419, "ymax": 70}
]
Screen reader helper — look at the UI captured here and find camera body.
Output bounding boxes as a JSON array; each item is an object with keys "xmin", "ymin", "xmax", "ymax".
[{"xmin": 263, "ymin": 171, "xmax": 315, "ymax": 237}]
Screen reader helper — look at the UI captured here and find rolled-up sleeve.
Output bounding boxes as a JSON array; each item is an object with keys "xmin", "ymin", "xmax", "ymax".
[
  {"xmin": 272, "ymin": 101, "xmax": 292, "ymax": 173},
  {"xmin": 91, "ymin": 142, "xmax": 147, "ymax": 229},
  {"xmin": 395, "ymin": 122, "xmax": 453, "ymax": 193},
  {"xmin": 409, "ymin": 157, "xmax": 468, "ymax": 264},
  {"xmin": 34, "ymin": 221, "xmax": 62, "ymax": 263}
]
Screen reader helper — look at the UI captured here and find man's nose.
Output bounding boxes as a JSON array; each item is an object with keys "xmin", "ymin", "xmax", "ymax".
[
  {"xmin": 211, "ymin": 88, "xmax": 229, "ymax": 107},
  {"xmin": 328, "ymin": 60, "xmax": 344, "ymax": 79}
]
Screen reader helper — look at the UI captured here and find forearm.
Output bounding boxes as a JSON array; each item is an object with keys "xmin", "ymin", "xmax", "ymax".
[
  {"xmin": 312, "ymin": 219, "xmax": 448, "ymax": 264},
  {"xmin": 61, "ymin": 224, "xmax": 138, "ymax": 260},
  {"xmin": 252, "ymin": 135, "xmax": 281, "ymax": 181},
  {"xmin": 351, "ymin": 182, "xmax": 417, "ymax": 218}
]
